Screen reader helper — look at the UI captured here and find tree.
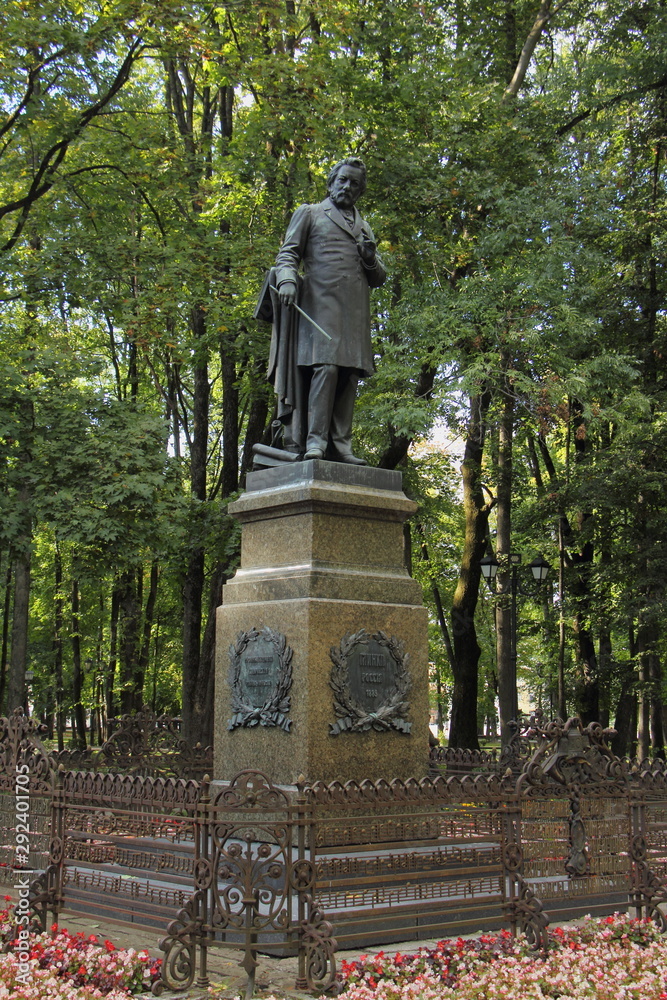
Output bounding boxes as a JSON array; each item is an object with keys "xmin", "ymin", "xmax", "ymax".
[
  {"xmin": 0, "ymin": 0, "xmax": 177, "ymax": 255},
  {"xmin": 2, "ymin": 0, "xmax": 667, "ymax": 760}
]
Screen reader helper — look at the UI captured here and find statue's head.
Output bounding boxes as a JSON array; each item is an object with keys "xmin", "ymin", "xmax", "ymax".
[
  {"xmin": 327, "ymin": 157, "xmax": 367, "ymax": 208},
  {"xmin": 327, "ymin": 157, "xmax": 367, "ymax": 195}
]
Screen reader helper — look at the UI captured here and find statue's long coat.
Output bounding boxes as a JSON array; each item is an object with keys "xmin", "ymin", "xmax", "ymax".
[{"xmin": 271, "ymin": 197, "xmax": 386, "ymax": 382}]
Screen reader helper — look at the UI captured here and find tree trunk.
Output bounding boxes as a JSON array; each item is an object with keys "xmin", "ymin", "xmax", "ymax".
[
  {"xmin": 6, "ymin": 547, "xmax": 31, "ymax": 714},
  {"xmin": 181, "ymin": 306, "xmax": 210, "ymax": 744},
  {"xmin": 118, "ymin": 568, "xmax": 141, "ymax": 713},
  {"xmin": 53, "ymin": 544, "xmax": 64, "ymax": 750},
  {"xmin": 610, "ymin": 674, "xmax": 637, "ymax": 758},
  {"xmin": 196, "ymin": 562, "xmax": 229, "ymax": 747},
  {"xmin": 638, "ymin": 651, "xmax": 651, "ymax": 760},
  {"xmin": 532, "ymin": 431, "xmax": 569, "ymax": 718},
  {"xmin": 570, "ymin": 401, "xmax": 599, "ymax": 723},
  {"xmin": 221, "ymin": 348, "xmax": 239, "ymax": 497},
  {"xmin": 240, "ymin": 364, "xmax": 271, "ymax": 483},
  {"xmin": 0, "ymin": 561, "xmax": 12, "ymax": 713},
  {"xmin": 650, "ymin": 653, "xmax": 664, "ymax": 759},
  {"xmin": 6, "ymin": 391, "xmax": 34, "ymax": 715},
  {"xmin": 71, "ymin": 578, "xmax": 86, "ymax": 750},
  {"xmin": 449, "ymin": 390, "xmax": 493, "ymax": 748},
  {"xmin": 597, "ymin": 626, "xmax": 612, "ymax": 730},
  {"xmin": 378, "ymin": 363, "xmax": 437, "ymax": 469},
  {"xmin": 92, "ymin": 596, "xmax": 105, "ymax": 742},
  {"xmin": 573, "ymin": 612, "xmax": 599, "ymax": 724},
  {"xmin": 151, "ymin": 616, "xmax": 161, "ymax": 713},
  {"xmin": 496, "ymin": 376, "xmax": 516, "ymax": 743},
  {"xmin": 418, "ymin": 528, "xmax": 455, "ymax": 740},
  {"xmin": 106, "ymin": 585, "xmax": 120, "ymax": 723},
  {"xmin": 637, "ymin": 595, "xmax": 662, "ymax": 758},
  {"xmin": 504, "ymin": 0, "xmax": 571, "ymax": 99},
  {"xmin": 138, "ymin": 561, "xmax": 159, "ymax": 704}
]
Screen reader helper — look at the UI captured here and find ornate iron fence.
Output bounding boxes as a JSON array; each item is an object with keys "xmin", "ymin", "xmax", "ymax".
[
  {"xmin": 0, "ymin": 711, "xmax": 58, "ymax": 924},
  {"xmin": 54, "ymin": 768, "xmax": 201, "ymax": 935},
  {"xmin": 427, "ymin": 712, "xmax": 551, "ymax": 778},
  {"xmin": 303, "ymin": 772, "xmax": 512, "ymax": 948},
  {"xmin": 156, "ymin": 771, "xmax": 337, "ymax": 995},
  {"xmin": 50, "ymin": 706, "xmax": 213, "ymax": 780},
  {"xmin": 1, "ymin": 710, "xmax": 667, "ymax": 996}
]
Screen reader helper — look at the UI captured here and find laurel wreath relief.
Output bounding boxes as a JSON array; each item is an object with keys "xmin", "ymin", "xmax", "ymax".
[
  {"xmin": 227, "ymin": 627, "xmax": 293, "ymax": 732},
  {"xmin": 329, "ymin": 629, "xmax": 411, "ymax": 736}
]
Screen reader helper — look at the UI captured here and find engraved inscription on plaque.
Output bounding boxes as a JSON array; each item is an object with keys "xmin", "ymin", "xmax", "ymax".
[
  {"xmin": 329, "ymin": 629, "xmax": 411, "ymax": 736},
  {"xmin": 241, "ymin": 640, "xmax": 278, "ymax": 705},
  {"xmin": 228, "ymin": 627, "xmax": 293, "ymax": 732},
  {"xmin": 347, "ymin": 639, "xmax": 394, "ymax": 711}
]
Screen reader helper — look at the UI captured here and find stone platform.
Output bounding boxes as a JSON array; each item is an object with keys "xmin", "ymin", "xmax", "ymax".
[{"xmin": 214, "ymin": 460, "xmax": 429, "ymax": 785}]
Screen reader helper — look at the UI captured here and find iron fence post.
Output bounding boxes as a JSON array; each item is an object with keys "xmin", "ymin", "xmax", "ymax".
[{"xmin": 195, "ymin": 774, "xmax": 211, "ymax": 988}]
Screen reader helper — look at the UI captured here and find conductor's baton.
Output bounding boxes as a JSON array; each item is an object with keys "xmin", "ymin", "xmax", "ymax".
[{"xmin": 269, "ymin": 285, "xmax": 332, "ymax": 341}]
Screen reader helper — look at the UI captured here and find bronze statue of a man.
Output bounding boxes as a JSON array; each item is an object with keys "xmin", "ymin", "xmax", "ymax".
[{"xmin": 266, "ymin": 157, "xmax": 386, "ymax": 465}]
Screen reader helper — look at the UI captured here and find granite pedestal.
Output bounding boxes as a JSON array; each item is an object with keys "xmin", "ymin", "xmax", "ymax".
[{"xmin": 214, "ymin": 460, "xmax": 429, "ymax": 785}]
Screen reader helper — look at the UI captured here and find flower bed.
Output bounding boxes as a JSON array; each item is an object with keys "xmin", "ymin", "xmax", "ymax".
[
  {"xmin": 0, "ymin": 897, "xmax": 161, "ymax": 999},
  {"xmin": 336, "ymin": 913, "xmax": 667, "ymax": 1000}
]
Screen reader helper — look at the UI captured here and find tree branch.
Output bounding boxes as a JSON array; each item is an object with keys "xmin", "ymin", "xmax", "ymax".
[
  {"xmin": 557, "ymin": 73, "xmax": 667, "ymax": 135},
  {"xmin": 63, "ymin": 163, "xmax": 167, "ymax": 239},
  {"xmin": 504, "ymin": 0, "xmax": 571, "ymax": 100},
  {"xmin": 0, "ymin": 37, "xmax": 146, "ymax": 256}
]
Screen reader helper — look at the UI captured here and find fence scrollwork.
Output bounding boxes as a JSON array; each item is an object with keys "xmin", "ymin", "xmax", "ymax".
[
  {"xmin": 298, "ymin": 895, "xmax": 338, "ymax": 993},
  {"xmin": 507, "ymin": 878, "xmax": 549, "ymax": 951},
  {"xmin": 154, "ymin": 892, "xmax": 205, "ymax": 994},
  {"xmin": 2, "ymin": 713, "xmax": 667, "ymax": 996}
]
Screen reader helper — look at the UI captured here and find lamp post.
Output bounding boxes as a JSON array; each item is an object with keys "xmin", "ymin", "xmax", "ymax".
[{"xmin": 480, "ymin": 552, "xmax": 551, "ymax": 740}]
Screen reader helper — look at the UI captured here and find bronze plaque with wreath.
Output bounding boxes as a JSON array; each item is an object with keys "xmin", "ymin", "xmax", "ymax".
[
  {"xmin": 227, "ymin": 626, "xmax": 293, "ymax": 732},
  {"xmin": 329, "ymin": 629, "xmax": 411, "ymax": 735}
]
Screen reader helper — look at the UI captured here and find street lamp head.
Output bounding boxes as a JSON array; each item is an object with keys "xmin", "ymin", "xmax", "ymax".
[
  {"xmin": 529, "ymin": 555, "xmax": 551, "ymax": 583},
  {"xmin": 480, "ymin": 555, "xmax": 499, "ymax": 583}
]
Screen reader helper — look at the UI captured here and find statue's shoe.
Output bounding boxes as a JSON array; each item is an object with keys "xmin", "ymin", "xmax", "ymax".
[
  {"xmin": 304, "ymin": 448, "xmax": 325, "ymax": 460},
  {"xmin": 335, "ymin": 453, "xmax": 367, "ymax": 466}
]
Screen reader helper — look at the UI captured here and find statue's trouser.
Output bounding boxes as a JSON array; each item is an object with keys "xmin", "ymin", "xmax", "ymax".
[{"xmin": 306, "ymin": 364, "xmax": 359, "ymax": 457}]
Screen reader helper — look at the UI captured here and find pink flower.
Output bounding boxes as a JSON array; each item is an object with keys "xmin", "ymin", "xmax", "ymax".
[{"xmin": 335, "ymin": 912, "xmax": 667, "ymax": 1000}]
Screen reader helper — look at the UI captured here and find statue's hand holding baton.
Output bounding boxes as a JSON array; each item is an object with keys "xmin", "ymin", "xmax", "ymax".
[{"xmin": 271, "ymin": 282, "xmax": 332, "ymax": 341}]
